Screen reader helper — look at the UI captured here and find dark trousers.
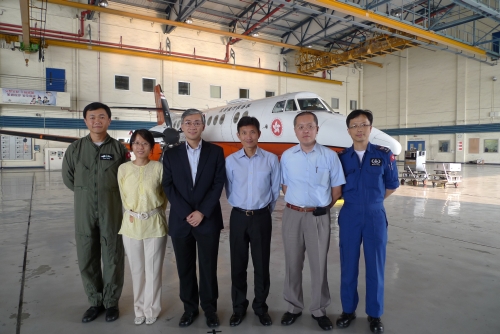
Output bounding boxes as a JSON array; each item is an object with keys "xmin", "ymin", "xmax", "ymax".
[
  {"xmin": 171, "ymin": 229, "xmax": 221, "ymax": 314},
  {"xmin": 230, "ymin": 208, "xmax": 272, "ymax": 315}
]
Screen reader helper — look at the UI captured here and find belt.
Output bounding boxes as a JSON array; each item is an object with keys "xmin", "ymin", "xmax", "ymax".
[
  {"xmin": 126, "ymin": 207, "xmax": 162, "ymax": 220},
  {"xmin": 286, "ymin": 203, "xmax": 316, "ymax": 212},
  {"xmin": 233, "ymin": 206, "xmax": 269, "ymax": 216}
]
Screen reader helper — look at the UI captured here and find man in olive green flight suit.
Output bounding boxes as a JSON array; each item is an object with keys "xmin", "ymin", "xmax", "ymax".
[{"xmin": 62, "ymin": 102, "xmax": 128, "ymax": 323}]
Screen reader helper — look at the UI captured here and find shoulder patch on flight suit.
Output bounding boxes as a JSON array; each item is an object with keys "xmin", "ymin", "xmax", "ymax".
[
  {"xmin": 338, "ymin": 149, "xmax": 347, "ymax": 156},
  {"xmin": 377, "ymin": 145, "xmax": 390, "ymax": 153}
]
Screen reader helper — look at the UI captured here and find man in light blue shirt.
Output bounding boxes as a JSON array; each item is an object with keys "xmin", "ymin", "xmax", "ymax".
[
  {"xmin": 225, "ymin": 116, "xmax": 280, "ymax": 327},
  {"xmin": 280, "ymin": 111, "xmax": 345, "ymax": 331}
]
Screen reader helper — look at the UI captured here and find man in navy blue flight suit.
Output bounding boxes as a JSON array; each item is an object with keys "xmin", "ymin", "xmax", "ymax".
[{"xmin": 335, "ymin": 109, "xmax": 399, "ymax": 334}]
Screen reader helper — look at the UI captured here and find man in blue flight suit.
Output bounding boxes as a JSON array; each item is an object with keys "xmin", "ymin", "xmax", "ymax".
[{"xmin": 335, "ymin": 109, "xmax": 399, "ymax": 334}]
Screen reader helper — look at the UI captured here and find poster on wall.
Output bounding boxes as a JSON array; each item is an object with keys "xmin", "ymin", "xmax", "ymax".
[{"xmin": 2, "ymin": 88, "xmax": 57, "ymax": 105}]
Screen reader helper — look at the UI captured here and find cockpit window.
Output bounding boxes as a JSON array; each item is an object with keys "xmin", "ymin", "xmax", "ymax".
[
  {"xmin": 272, "ymin": 100, "xmax": 285, "ymax": 113},
  {"xmin": 297, "ymin": 98, "xmax": 332, "ymax": 112},
  {"xmin": 285, "ymin": 99, "xmax": 298, "ymax": 111}
]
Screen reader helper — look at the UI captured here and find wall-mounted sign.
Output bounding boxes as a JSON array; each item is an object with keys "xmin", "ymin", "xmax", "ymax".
[{"xmin": 2, "ymin": 88, "xmax": 57, "ymax": 105}]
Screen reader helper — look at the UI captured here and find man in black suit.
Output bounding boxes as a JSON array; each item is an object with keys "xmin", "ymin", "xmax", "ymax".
[{"xmin": 162, "ymin": 109, "xmax": 226, "ymax": 328}]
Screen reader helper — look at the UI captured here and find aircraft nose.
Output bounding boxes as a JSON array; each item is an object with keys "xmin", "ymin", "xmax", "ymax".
[
  {"xmin": 317, "ymin": 119, "xmax": 352, "ymax": 149},
  {"xmin": 370, "ymin": 129, "xmax": 402, "ymax": 155}
]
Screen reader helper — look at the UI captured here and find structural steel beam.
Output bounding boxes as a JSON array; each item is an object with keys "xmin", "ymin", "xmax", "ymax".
[
  {"xmin": 307, "ymin": 0, "xmax": 487, "ymax": 57},
  {"xmin": 19, "ymin": 0, "xmax": 31, "ymax": 45},
  {"xmin": 44, "ymin": 0, "xmax": 303, "ymax": 50},
  {"xmin": 45, "ymin": 38, "xmax": 343, "ymax": 85}
]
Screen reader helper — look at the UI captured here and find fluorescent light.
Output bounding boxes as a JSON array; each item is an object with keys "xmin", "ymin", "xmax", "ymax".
[{"xmin": 185, "ymin": 17, "xmax": 193, "ymax": 24}]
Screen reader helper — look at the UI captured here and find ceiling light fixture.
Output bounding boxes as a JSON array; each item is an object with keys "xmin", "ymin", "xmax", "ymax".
[
  {"xmin": 307, "ymin": 45, "xmax": 312, "ymax": 48},
  {"xmin": 252, "ymin": 32, "xmax": 259, "ymax": 37},
  {"xmin": 98, "ymin": 0, "xmax": 108, "ymax": 7},
  {"xmin": 185, "ymin": 17, "xmax": 193, "ymax": 24}
]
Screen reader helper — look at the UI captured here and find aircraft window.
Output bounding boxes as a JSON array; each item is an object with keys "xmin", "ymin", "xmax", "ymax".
[
  {"xmin": 242, "ymin": 111, "xmax": 249, "ymax": 118},
  {"xmin": 297, "ymin": 98, "xmax": 328, "ymax": 111},
  {"xmin": 233, "ymin": 112, "xmax": 241, "ymax": 123},
  {"xmin": 321, "ymin": 99, "xmax": 335, "ymax": 112},
  {"xmin": 219, "ymin": 114, "xmax": 225, "ymax": 124},
  {"xmin": 272, "ymin": 101, "xmax": 285, "ymax": 113},
  {"xmin": 285, "ymin": 100, "xmax": 298, "ymax": 111},
  {"xmin": 213, "ymin": 115, "xmax": 219, "ymax": 125},
  {"xmin": 207, "ymin": 116, "xmax": 213, "ymax": 126}
]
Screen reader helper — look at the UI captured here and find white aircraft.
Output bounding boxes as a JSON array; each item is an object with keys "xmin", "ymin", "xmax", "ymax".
[{"xmin": 162, "ymin": 90, "xmax": 401, "ymax": 157}]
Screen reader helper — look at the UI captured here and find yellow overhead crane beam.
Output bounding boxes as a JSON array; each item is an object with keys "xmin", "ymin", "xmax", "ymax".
[
  {"xmin": 19, "ymin": 0, "xmax": 31, "ymax": 46},
  {"xmin": 45, "ymin": 0, "xmax": 303, "ymax": 51},
  {"xmin": 44, "ymin": 39, "xmax": 343, "ymax": 85},
  {"xmin": 308, "ymin": 0, "xmax": 487, "ymax": 57},
  {"xmin": 297, "ymin": 27, "xmax": 434, "ymax": 74}
]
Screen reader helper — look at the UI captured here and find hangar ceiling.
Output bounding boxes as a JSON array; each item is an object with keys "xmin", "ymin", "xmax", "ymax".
[
  {"xmin": 109, "ymin": 0, "xmax": 500, "ymax": 64},
  {"xmin": 3, "ymin": 0, "xmax": 500, "ymax": 71}
]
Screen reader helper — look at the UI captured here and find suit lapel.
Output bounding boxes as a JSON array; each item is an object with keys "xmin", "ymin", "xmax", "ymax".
[
  {"xmin": 194, "ymin": 140, "xmax": 210, "ymax": 186},
  {"xmin": 178, "ymin": 144, "xmax": 193, "ymax": 188}
]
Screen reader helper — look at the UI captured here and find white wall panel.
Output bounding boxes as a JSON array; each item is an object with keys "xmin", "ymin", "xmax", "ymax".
[{"xmin": 364, "ymin": 46, "xmax": 500, "ymax": 163}]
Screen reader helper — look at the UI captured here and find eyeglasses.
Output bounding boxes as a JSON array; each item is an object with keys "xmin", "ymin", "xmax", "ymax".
[
  {"xmin": 132, "ymin": 142, "xmax": 151, "ymax": 147},
  {"xmin": 348, "ymin": 123, "xmax": 371, "ymax": 129},
  {"xmin": 295, "ymin": 124, "xmax": 317, "ymax": 132},
  {"xmin": 183, "ymin": 121, "xmax": 203, "ymax": 127}
]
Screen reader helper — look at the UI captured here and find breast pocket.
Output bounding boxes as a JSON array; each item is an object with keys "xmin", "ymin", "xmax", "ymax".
[
  {"xmin": 343, "ymin": 168, "xmax": 357, "ymax": 192},
  {"xmin": 367, "ymin": 165, "xmax": 383, "ymax": 190},
  {"xmin": 103, "ymin": 159, "xmax": 121, "ymax": 190},
  {"xmin": 315, "ymin": 167, "xmax": 330, "ymax": 185},
  {"xmin": 74, "ymin": 162, "xmax": 90, "ymax": 187}
]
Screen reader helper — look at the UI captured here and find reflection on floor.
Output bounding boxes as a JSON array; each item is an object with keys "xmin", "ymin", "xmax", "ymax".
[{"xmin": 1, "ymin": 164, "xmax": 499, "ymax": 334}]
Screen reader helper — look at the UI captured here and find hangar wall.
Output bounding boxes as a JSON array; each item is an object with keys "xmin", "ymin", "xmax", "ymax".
[
  {"xmin": 0, "ymin": 0, "xmax": 360, "ymax": 168},
  {"xmin": 364, "ymin": 47, "xmax": 500, "ymax": 164}
]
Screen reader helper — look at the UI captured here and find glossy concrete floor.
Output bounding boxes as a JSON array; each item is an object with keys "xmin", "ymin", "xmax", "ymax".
[{"xmin": 1, "ymin": 163, "xmax": 499, "ymax": 334}]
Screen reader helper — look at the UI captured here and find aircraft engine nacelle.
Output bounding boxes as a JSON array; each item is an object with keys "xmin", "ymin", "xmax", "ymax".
[{"xmin": 163, "ymin": 127, "xmax": 180, "ymax": 146}]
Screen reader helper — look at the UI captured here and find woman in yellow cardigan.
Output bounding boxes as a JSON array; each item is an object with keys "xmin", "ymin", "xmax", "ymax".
[{"xmin": 118, "ymin": 129, "xmax": 168, "ymax": 325}]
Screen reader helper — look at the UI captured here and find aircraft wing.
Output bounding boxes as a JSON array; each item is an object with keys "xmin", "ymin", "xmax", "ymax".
[{"xmin": 0, "ymin": 129, "xmax": 79, "ymax": 143}]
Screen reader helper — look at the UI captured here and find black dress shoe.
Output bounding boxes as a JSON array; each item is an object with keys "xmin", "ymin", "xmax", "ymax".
[
  {"xmin": 367, "ymin": 316, "xmax": 384, "ymax": 333},
  {"xmin": 280, "ymin": 311, "xmax": 302, "ymax": 325},
  {"xmin": 229, "ymin": 312, "xmax": 245, "ymax": 326},
  {"xmin": 336, "ymin": 312, "xmax": 356, "ymax": 328},
  {"xmin": 205, "ymin": 312, "xmax": 220, "ymax": 328},
  {"xmin": 179, "ymin": 311, "xmax": 199, "ymax": 327},
  {"xmin": 105, "ymin": 306, "xmax": 119, "ymax": 322},
  {"xmin": 82, "ymin": 305, "xmax": 105, "ymax": 323},
  {"xmin": 257, "ymin": 312, "xmax": 272, "ymax": 326},
  {"xmin": 312, "ymin": 315, "xmax": 333, "ymax": 330}
]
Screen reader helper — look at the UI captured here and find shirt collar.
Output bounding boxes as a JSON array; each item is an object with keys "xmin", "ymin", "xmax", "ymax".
[
  {"xmin": 186, "ymin": 140, "xmax": 202, "ymax": 151},
  {"xmin": 349, "ymin": 141, "xmax": 372, "ymax": 157},
  {"xmin": 293, "ymin": 142, "xmax": 319, "ymax": 154},
  {"xmin": 237, "ymin": 147, "xmax": 261, "ymax": 159}
]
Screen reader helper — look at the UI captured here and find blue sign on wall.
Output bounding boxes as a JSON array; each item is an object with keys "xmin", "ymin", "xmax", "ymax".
[{"xmin": 46, "ymin": 68, "xmax": 66, "ymax": 92}]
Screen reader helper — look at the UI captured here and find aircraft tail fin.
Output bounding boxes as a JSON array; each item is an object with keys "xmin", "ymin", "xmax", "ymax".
[{"xmin": 154, "ymin": 84, "xmax": 172, "ymax": 127}]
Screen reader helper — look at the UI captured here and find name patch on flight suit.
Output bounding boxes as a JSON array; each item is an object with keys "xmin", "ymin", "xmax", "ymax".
[
  {"xmin": 100, "ymin": 154, "xmax": 114, "ymax": 160},
  {"xmin": 370, "ymin": 158, "xmax": 382, "ymax": 166}
]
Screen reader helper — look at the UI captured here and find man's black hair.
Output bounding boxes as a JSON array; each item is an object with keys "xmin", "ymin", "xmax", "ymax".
[
  {"xmin": 346, "ymin": 109, "xmax": 373, "ymax": 127},
  {"xmin": 237, "ymin": 116, "xmax": 260, "ymax": 133},
  {"xmin": 293, "ymin": 111, "xmax": 318, "ymax": 126},
  {"xmin": 83, "ymin": 102, "xmax": 112, "ymax": 119}
]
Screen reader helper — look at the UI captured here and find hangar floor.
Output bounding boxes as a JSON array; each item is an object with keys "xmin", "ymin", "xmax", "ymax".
[{"xmin": 1, "ymin": 163, "xmax": 499, "ymax": 334}]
